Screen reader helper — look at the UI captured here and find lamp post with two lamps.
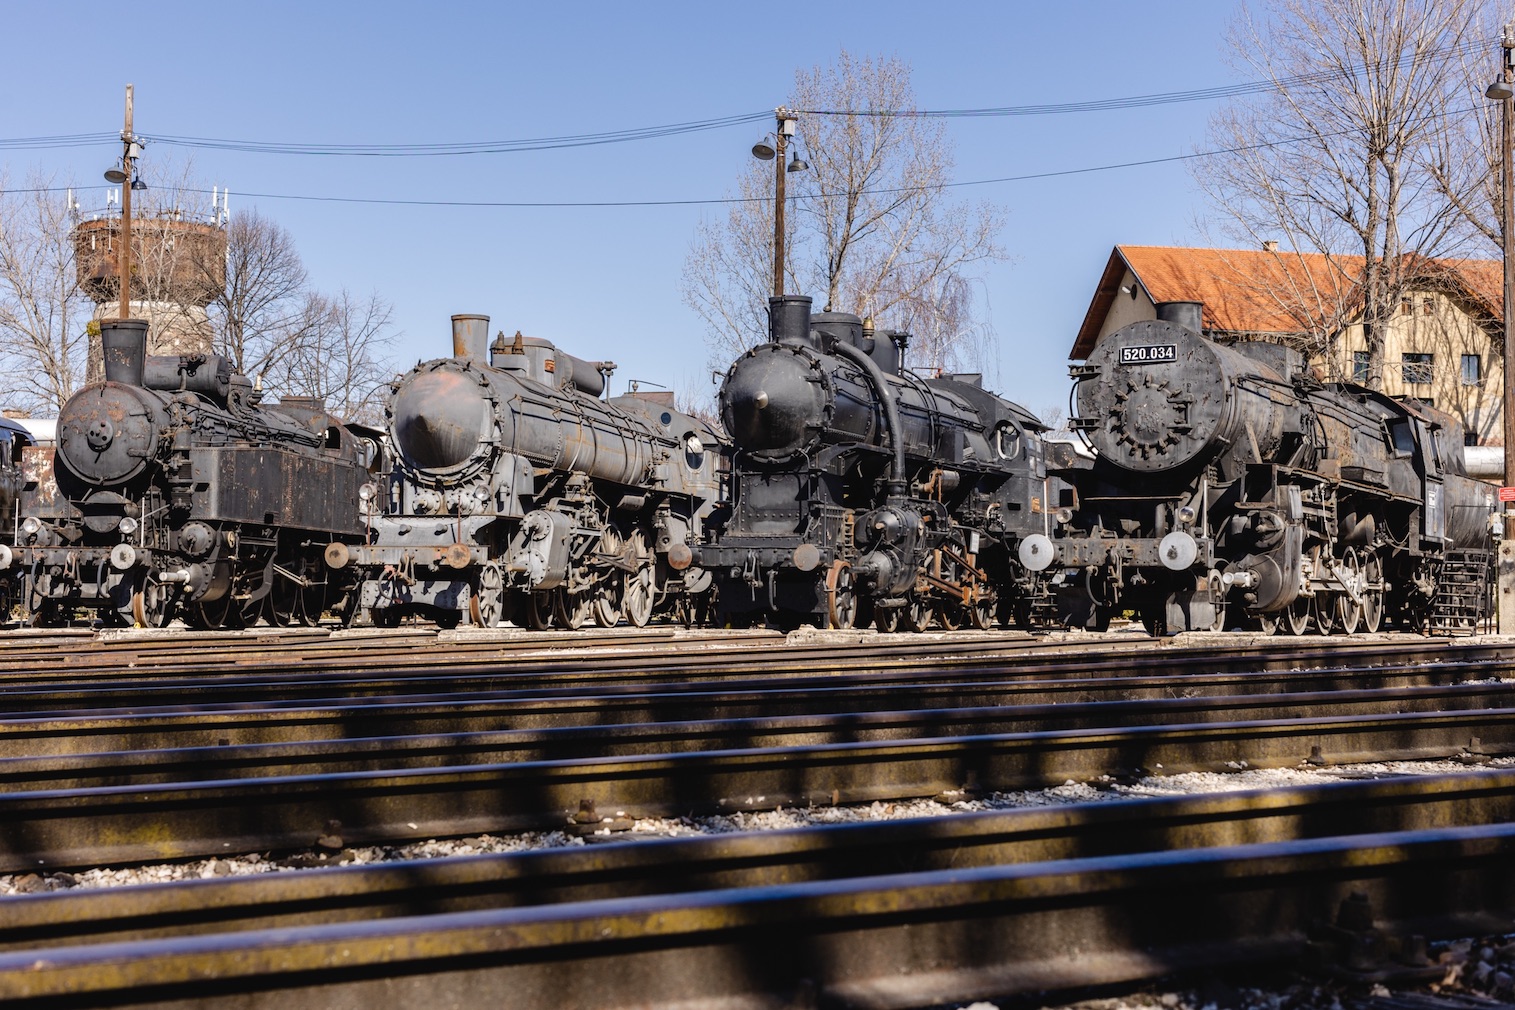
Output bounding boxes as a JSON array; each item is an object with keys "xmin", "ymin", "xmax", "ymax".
[
  {"xmin": 751, "ymin": 108, "xmax": 807, "ymax": 299},
  {"xmin": 102, "ymin": 84, "xmax": 147, "ymax": 321}
]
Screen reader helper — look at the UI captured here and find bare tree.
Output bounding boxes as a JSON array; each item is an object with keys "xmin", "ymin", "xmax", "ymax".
[
  {"xmin": 0, "ymin": 172, "xmax": 90, "ymax": 413},
  {"xmin": 1193, "ymin": 0, "xmax": 1481, "ymax": 389},
  {"xmin": 262, "ymin": 289, "xmax": 395, "ymax": 425},
  {"xmin": 683, "ymin": 50, "xmax": 1006, "ymax": 374},
  {"xmin": 1427, "ymin": 8, "xmax": 1510, "ymax": 256},
  {"xmin": 201, "ymin": 207, "xmax": 312, "ymax": 381}
]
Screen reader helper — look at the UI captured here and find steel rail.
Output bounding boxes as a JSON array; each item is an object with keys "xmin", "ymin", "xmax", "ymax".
[
  {"xmin": 3, "ymin": 671, "xmax": 1515, "ymax": 758},
  {"xmin": 4, "ymin": 704, "xmax": 1515, "ymax": 871},
  {"xmin": 3, "ymin": 820, "xmax": 1514, "ymax": 1009},
  {"xmin": 6, "ymin": 769, "xmax": 1515, "ymax": 953},
  {"xmin": 2, "ymin": 679, "xmax": 1513, "ymax": 769},
  {"xmin": 4, "ymin": 638, "xmax": 1511, "ymax": 714}
]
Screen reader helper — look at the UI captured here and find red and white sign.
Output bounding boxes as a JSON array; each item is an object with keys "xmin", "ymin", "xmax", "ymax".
[{"xmin": 1500, "ymin": 486, "xmax": 1515, "ymax": 503}]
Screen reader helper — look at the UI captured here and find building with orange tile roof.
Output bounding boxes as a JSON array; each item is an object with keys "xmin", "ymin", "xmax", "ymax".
[{"xmin": 1071, "ymin": 245, "xmax": 1506, "ymax": 445}]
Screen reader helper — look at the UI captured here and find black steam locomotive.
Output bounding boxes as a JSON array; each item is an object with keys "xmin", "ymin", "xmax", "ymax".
[
  {"xmin": 0, "ymin": 417, "xmax": 36, "ymax": 614},
  {"xmin": 1034, "ymin": 301, "xmax": 1495, "ymax": 634},
  {"xmin": 335, "ymin": 314, "xmax": 724, "ymax": 629},
  {"xmin": 14, "ymin": 319, "xmax": 374, "ymax": 628},
  {"xmin": 696, "ymin": 295, "xmax": 1057, "ymax": 631}
]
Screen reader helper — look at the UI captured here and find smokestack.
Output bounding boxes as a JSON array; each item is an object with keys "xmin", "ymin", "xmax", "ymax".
[
  {"xmin": 769, "ymin": 295, "xmax": 813, "ymax": 347},
  {"xmin": 451, "ymin": 314, "xmax": 490, "ymax": 362},
  {"xmin": 1155, "ymin": 301, "xmax": 1203, "ymax": 333},
  {"xmin": 100, "ymin": 318, "xmax": 148, "ymax": 386}
]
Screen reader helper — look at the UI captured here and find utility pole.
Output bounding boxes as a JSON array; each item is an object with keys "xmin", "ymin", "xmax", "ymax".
[
  {"xmin": 103, "ymin": 85, "xmax": 143, "ymax": 320},
  {"xmin": 771, "ymin": 109, "xmax": 796, "ymax": 298},
  {"xmin": 751, "ymin": 108, "xmax": 806, "ymax": 299},
  {"xmin": 118, "ymin": 85, "xmax": 135, "ymax": 320},
  {"xmin": 1490, "ymin": 31, "xmax": 1515, "ymax": 634}
]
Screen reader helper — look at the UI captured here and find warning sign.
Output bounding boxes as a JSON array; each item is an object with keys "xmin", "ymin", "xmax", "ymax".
[{"xmin": 1500, "ymin": 486, "xmax": 1515, "ymax": 503}]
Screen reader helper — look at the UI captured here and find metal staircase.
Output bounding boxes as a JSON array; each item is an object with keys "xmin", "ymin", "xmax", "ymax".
[{"xmin": 1429, "ymin": 549, "xmax": 1494, "ymax": 635}]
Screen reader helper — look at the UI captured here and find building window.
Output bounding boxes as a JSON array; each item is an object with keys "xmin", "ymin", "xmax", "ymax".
[
  {"xmin": 1466, "ymin": 431, "xmax": 1481, "ymax": 447},
  {"xmin": 1422, "ymin": 299, "xmax": 1433, "ymax": 315},
  {"xmin": 1351, "ymin": 351, "xmax": 1370, "ymax": 384},
  {"xmin": 1461, "ymin": 354, "xmax": 1482, "ymax": 386},
  {"xmin": 1401, "ymin": 298, "xmax": 1413, "ymax": 315},
  {"xmin": 1402, "ymin": 352, "xmax": 1433, "ymax": 384}
]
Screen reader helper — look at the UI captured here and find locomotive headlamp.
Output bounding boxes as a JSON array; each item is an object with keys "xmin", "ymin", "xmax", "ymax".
[
  {"xmin": 1177, "ymin": 505, "xmax": 1197, "ymax": 526},
  {"xmin": 117, "ymin": 516, "xmax": 139, "ymax": 536},
  {"xmin": 1055, "ymin": 507, "xmax": 1075, "ymax": 525},
  {"xmin": 358, "ymin": 483, "xmax": 377, "ymax": 503},
  {"xmin": 20, "ymin": 517, "xmax": 40, "ymax": 535}
]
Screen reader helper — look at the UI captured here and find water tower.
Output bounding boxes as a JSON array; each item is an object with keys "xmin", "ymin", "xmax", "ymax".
[{"xmin": 74, "ymin": 188, "xmax": 230, "ymax": 380}]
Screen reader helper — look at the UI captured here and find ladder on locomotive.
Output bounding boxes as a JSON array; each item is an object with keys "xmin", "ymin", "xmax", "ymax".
[{"xmin": 1429, "ymin": 549, "xmax": 1494, "ymax": 636}]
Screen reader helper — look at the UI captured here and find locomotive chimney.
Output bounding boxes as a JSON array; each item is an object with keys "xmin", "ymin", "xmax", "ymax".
[
  {"xmin": 769, "ymin": 295, "xmax": 812, "ymax": 347},
  {"xmin": 451, "ymin": 314, "xmax": 490, "ymax": 363},
  {"xmin": 1155, "ymin": 301, "xmax": 1203, "ymax": 333},
  {"xmin": 100, "ymin": 318, "xmax": 148, "ymax": 386}
]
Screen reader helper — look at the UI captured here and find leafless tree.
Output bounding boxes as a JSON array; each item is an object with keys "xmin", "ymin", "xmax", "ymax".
[
  {"xmin": 1193, "ymin": 0, "xmax": 1481, "ymax": 389},
  {"xmin": 683, "ymin": 50, "xmax": 1007, "ymax": 374},
  {"xmin": 263, "ymin": 289, "xmax": 395, "ymax": 425},
  {"xmin": 1426, "ymin": 7, "xmax": 1510, "ymax": 256},
  {"xmin": 201, "ymin": 207, "xmax": 312, "ymax": 381},
  {"xmin": 0, "ymin": 172, "xmax": 91, "ymax": 413}
]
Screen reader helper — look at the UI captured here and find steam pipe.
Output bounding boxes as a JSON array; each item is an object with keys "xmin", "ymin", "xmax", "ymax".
[{"xmin": 832, "ymin": 341, "xmax": 907, "ymax": 499}]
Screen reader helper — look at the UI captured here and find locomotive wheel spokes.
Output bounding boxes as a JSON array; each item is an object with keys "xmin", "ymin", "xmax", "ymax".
[
  {"xmin": 264, "ymin": 588, "xmax": 296, "ymax": 628},
  {"xmin": 873, "ymin": 606, "xmax": 901, "ymax": 633},
  {"xmin": 470, "ymin": 563, "xmax": 505, "ymax": 629},
  {"xmin": 593, "ymin": 531, "xmax": 626, "ymax": 628},
  {"xmin": 1284, "ymin": 596, "xmax": 1311, "ymax": 636},
  {"xmin": 1313, "ymin": 589, "xmax": 1336, "ymax": 635},
  {"xmin": 525, "ymin": 591, "xmax": 555, "ymax": 630},
  {"xmin": 1361, "ymin": 550, "xmax": 1384, "ymax": 633},
  {"xmin": 1255, "ymin": 611, "xmax": 1280, "ymax": 635},
  {"xmin": 190, "ymin": 592, "xmax": 238, "ymax": 631},
  {"xmin": 623, "ymin": 531, "xmax": 655, "ymax": 628},
  {"xmin": 1336, "ymin": 548, "xmax": 1363, "ymax": 635},
  {"xmin": 967, "ymin": 591, "xmax": 995, "ymax": 630},
  {"xmin": 131, "ymin": 572, "xmax": 173, "ymax": 629},
  {"xmin": 825, "ymin": 561, "xmax": 857, "ymax": 630},
  {"xmin": 553, "ymin": 588, "xmax": 591, "ymax": 630},
  {"xmin": 901, "ymin": 594, "xmax": 933, "ymax": 633}
]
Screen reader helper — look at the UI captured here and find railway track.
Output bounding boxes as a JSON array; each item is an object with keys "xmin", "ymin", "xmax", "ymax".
[
  {"xmin": 4, "ymin": 630, "xmax": 1515, "ymax": 1007},
  {"xmin": 4, "ymin": 770, "xmax": 1515, "ymax": 1008}
]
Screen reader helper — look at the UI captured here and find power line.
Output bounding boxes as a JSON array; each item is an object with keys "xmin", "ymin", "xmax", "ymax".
[
  {"xmin": 0, "ymin": 35, "xmax": 1495, "ymax": 158},
  {"xmin": 0, "ymin": 100, "xmax": 1488, "ymax": 211},
  {"xmin": 800, "ymin": 38, "xmax": 1491, "ymax": 118},
  {"xmin": 142, "ymin": 111, "xmax": 772, "ymax": 157}
]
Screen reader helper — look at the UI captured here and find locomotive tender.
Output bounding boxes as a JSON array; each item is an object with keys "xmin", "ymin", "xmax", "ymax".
[
  {"xmin": 338, "ymin": 314, "xmax": 723, "ymax": 629},
  {"xmin": 1029, "ymin": 301, "xmax": 1495, "ymax": 634},
  {"xmin": 697, "ymin": 295, "xmax": 1057, "ymax": 631},
  {"xmin": 13, "ymin": 318, "xmax": 373, "ymax": 628}
]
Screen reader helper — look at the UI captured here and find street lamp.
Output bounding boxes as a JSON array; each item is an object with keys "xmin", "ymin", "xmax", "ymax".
[
  {"xmin": 751, "ymin": 108, "xmax": 807, "ymax": 298},
  {"xmin": 1488, "ymin": 29, "xmax": 1515, "ymax": 632},
  {"xmin": 103, "ymin": 84, "xmax": 146, "ymax": 321}
]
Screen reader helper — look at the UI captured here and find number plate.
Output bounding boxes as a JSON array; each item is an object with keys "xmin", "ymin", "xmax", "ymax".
[{"xmin": 1118, "ymin": 343, "xmax": 1177, "ymax": 365}]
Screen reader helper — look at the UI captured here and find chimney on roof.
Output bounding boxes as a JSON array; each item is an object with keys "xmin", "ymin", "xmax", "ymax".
[{"xmin": 1262, "ymin": 240, "xmax": 1279, "ymax": 253}]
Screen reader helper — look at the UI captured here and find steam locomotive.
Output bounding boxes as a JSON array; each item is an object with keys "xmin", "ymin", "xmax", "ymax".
[
  {"xmin": 695, "ymin": 295, "xmax": 1057, "ymax": 631},
  {"xmin": 0, "ymin": 417, "xmax": 36, "ymax": 615},
  {"xmin": 13, "ymin": 318, "xmax": 374, "ymax": 628},
  {"xmin": 1030, "ymin": 301, "xmax": 1495, "ymax": 634},
  {"xmin": 335, "ymin": 314, "xmax": 723, "ymax": 629}
]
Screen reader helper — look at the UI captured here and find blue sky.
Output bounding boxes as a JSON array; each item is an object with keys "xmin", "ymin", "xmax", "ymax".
[{"xmin": 2, "ymin": 0, "xmax": 1240, "ymax": 419}]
